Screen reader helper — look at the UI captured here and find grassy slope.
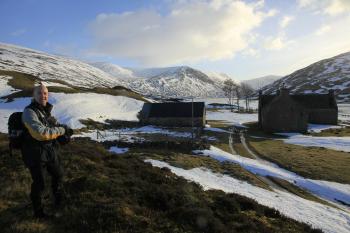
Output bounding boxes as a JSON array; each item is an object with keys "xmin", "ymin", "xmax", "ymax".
[
  {"xmin": 245, "ymin": 124, "xmax": 350, "ymax": 184},
  {"xmin": 0, "ymin": 133, "xmax": 322, "ymax": 233},
  {"xmin": 310, "ymin": 126, "xmax": 350, "ymax": 137},
  {"xmin": 204, "ymin": 122, "xmax": 340, "ymax": 207},
  {"xmin": 76, "ymin": 118, "xmax": 269, "ymax": 190},
  {"xmin": 248, "ymin": 138, "xmax": 350, "ymax": 184},
  {"xmin": 131, "ymin": 148, "xmax": 271, "ymax": 190},
  {"xmin": 75, "ymin": 116, "xmax": 347, "ymax": 208}
]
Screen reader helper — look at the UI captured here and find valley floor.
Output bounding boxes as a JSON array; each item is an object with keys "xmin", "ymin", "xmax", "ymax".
[
  {"xmin": 1, "ymin": 88, "xmax": 350, "ymax": 232},
  {"xmin": 0, "ymin": 133, "xmax": 324, "ymax": 233}
]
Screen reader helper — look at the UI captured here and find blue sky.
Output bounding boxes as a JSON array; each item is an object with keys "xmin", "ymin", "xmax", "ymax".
[{"xmin": 1, "ymin": 0, "xmax": 350, "ymax": 80}]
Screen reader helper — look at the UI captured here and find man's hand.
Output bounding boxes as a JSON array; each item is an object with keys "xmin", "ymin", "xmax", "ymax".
[
  {"xmin": 47, "ymin": 116, "xmax": 59, "ymax": 126},
  {"xmin": 62, "ymin": 125, "xmax": 74, "ymax": 137}
]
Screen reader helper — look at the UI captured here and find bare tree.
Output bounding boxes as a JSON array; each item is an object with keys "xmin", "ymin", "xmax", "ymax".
[
  {"xmin": 234, "ymin": 84, "xmax": 241, "ymax": 111},
  {"xmin": 222, "ymin": 79, "xmax": 237, "ymax": 112},
  {"xmin": 240, "ymin": 83, "xmax": 255, "ymax": 112}
]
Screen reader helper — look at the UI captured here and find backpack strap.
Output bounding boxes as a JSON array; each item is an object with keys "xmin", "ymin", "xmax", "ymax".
[{"xmin": 27, "ymin": 105, "xmax": 47, "ymax": 125}]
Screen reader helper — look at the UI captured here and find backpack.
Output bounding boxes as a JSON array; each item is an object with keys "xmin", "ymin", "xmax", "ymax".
[{"xmin": 8, "ymin": 112, "xmax": 26, "ymax": 156}]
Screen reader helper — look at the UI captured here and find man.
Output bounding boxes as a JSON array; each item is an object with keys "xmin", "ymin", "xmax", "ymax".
[{"xmin": 21, "ymin": 83, "xmax": 73, "ymax": 218}]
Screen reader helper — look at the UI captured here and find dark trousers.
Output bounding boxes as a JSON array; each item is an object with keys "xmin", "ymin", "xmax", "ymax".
[{"xmin": 28, "ymin": 159, "xmax": 63, "ymax": 213}]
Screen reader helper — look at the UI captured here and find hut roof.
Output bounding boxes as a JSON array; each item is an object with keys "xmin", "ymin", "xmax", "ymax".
[
  {"xmin": 291, "ymin": 95, "xmax": 335, "ymax": 108},
  {"xmin": 260, "ymin": 93, "xmax": 336, "ymax": 109},
  {"xmin": 142, "ymin": 102, "xmax": 205, "ymax": 118}
]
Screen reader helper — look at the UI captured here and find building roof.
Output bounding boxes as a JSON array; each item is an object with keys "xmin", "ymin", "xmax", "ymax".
[
  {"xmin": 141, "ymin": 102, "xmax": 205, "ymax": 118},
  {"xmin": 291, "ymin": 95, "xmax": 335, "ymax": 109},
  {"xmin": 260, "ymin": 92, "xmax": 337, "ymax": 109}
]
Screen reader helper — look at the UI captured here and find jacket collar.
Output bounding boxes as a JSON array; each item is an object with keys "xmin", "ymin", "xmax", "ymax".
[{"xmin": 30, "ymin": 99, "xmax": 53, "ymax": 115}]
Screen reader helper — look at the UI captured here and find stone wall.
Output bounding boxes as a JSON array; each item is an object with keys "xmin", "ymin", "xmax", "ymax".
[
  {"xmin": 141, "ymin": 117, "xmax": 205, "ymax": 127},
  {"xmin": 308, "ymin": 109, "xmax": 338, "ymax": 125}
]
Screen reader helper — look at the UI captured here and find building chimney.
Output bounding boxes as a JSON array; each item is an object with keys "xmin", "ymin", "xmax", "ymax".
[{"xmin": 279, "ymin": 88, "xmax": 289, "ymax": 96}]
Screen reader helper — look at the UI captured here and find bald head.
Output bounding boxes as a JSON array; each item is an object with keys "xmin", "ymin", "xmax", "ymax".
[{"xmin": 33, "ymin": 84, "xmax": 49, "ymax": 106}]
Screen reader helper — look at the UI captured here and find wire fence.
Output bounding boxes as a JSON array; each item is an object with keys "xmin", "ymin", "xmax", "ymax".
[
  {"xmin": 339, "ymin": 113, "xmax": 350, "ymax": 118},
  {"xmin": 96, "ymin": 129, "xmax": 136, "ymax": 141}
]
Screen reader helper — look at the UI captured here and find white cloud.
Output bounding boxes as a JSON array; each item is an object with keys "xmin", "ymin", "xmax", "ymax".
[
  {"xmin": 315, "ymin": 24, "xmax": 331, "ymax": 35},
  {"xmin": 280, "ymin": 16, "xmax": 294, "ymax": 28},
  {"xmin": 325, "ymin": 0, "xmax": 350, "ymax": 15},
  {"xmin": 297, "ymin": 0, "xmax": 318, "ymax": 8},
  {"xmin": 266, "ymin": 9, "xmax": 279, "ymax": 17},
  {"xmin": 254, "ymin": 14, "xmax": 350, "ymax": 78},
  {"xmin": 297, "ymin": 0, "xmax": 350, "ymax": 16},
  {"xmin": 242, "ymin": 48, "xmax": 260, "ymax": 57},
  {"xmin": 264, "ymin": 34, "xmax": 293, "ymax": 50},
  {"xmin": 89, "ymin": 0, "xmax": 275, "ymax": 66}
]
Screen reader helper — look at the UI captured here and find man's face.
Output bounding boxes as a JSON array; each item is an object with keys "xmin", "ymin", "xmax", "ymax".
[{"xmin": 34, "ymin": 86, "xmax": 49, "ymax": 106}]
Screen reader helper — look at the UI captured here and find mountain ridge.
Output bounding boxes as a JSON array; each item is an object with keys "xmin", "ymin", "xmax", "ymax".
[
  {"xmin": 91, "ymin": 63, "xmax": 238, "ymax": 98},
  {"xmin": 0, "ymin": 43, "xmax": 122, "ymax": 89},
  {"xmin": 242, "ymin": 75, "xmax": 282, "ymax": 90},
  {"xmin": 259, "ymin": 51, "xmax": 350, "ymax": 102},
  {"xmin": 2, "ymin": 42, "xmax": 349, "ymax": 101}
]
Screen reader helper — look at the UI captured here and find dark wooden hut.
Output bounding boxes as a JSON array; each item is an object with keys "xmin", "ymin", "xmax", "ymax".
[
  {"xmin": 139, "ymin": 102, "xmax": 206, "ymax": 127},
  {"xmin": 259, "ymin": 89, "xmax": 338, "ymax": 133}
]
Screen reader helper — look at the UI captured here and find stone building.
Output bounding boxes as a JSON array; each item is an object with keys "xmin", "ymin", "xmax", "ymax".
[
  {"xmin": 138, "ymin": 102, "xmax": 206, "ymax": 127},
  {"xmin": 258, "ymin": 88, "xmax": 338, "ymax": 133}
]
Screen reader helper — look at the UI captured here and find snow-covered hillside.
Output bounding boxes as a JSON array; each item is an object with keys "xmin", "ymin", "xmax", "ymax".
[
  {"xmin": 260, "ymin": 52, "xmax": 350, "ymax": 102},
  {"xmin": 0, "ymin": 76, "xmax": 18, "ymax": 97},
  {"xmin": 129, "ymin": 66, "xmax": 183, "ymax": 79},
  {"xmin": 242, "ymin": 75, "xmax": 281, "ymax": 90},
  {"xmin": 89, "ymin": 62, "xmax": 136, "ymax": 80},
  {"xmin": 92, "ymin": 63, "xmax": 238, "ymax": 98},
  {"xmin": 127, "ymin": 66, "xmax": 227, "ymax": 98},
  {"xmin": 196, "ymin": 70, "xmax": 237, "ymax": 83},
  {"xmin": 0, "ymin": 43, "xmax": 122, "ymax": 88},
  {"xmin": 0, "ymin": 93, "xmax": 144, "ymax": 132},
  {"xmin": 0, "ymin": 43, "xmax": 239, "ymax": 98},
  {"xmin": 0, "ymin": 73, "xmax": 144, "ymax": 131}
]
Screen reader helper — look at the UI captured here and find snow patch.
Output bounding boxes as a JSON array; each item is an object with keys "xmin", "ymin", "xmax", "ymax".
[
  {"xmin": 146, "ymin": 159, "xmax": 350, "ymax": 233},
  {"xmin": 206, "ymin": 109, "xmax": 258, "ymax": 126},
  {"xmin": 282, "ymin": 135, "xmax": 350, "ymax": 152},
  {"xmin": 50, "ymin": 93, "xmax": 144, "ymax": 129},
  {"xmin": 0, "ymin": 76, "xmax": 18, "ymax": 98},
  {"xmin": 41, "ymin": 80, "xmax": 73, "ymax": 89},
  {"xmin": 308, "ymin": 124, "xmax": 342, "ymax": 133},
  {"xmin": 109, "ymin": 146, "xmax": 129, "ymax": 154},
  {"xmin": 0, "ymin": 93, "xmax": 144, "ymax": 132},
  {"xmin": 203, "ymin": 127, "xmax": 230, "ymax": 133},
  {"xmin": 193, "ymin": 146, "xmax": 350, "ymax": 208},
  {"xmin": 73, "ymin": 125, "xmax": 192, "ymax": 143},
  {"xmin": 0, "ymin": 97, "xmax": 31, "ymax": 133}
]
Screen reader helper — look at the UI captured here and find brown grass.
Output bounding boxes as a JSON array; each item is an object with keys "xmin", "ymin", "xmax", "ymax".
[
  {"xmin": 310, "ymin": 126, "xmax": 350, "ymax": 137},
  {"xmin": 248, "ymin": 138, "xmax": 350, "ymax": 184},
  {"xmin": 0, "ymin": 70, "xmax": 37, "ymax": 90},
  {"xmin": 243, "ymin": 122, "xmax": 350, "ymax": 184},
  {"xmin": 132, "ymin": 148, "xmax": 271, "ymax": 190},
  {"xmin": 206, "ymin": 119, "xmax": 231, "ymax": 128},
  {"xmin": 0, "ymin": 133, "xmax": 323, "ymax": 233},
  {"xmin": 232, "ymin": 142, "xmax": 255, "ymax": 159}
]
